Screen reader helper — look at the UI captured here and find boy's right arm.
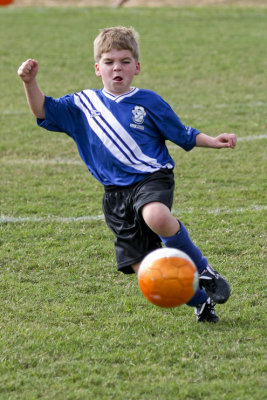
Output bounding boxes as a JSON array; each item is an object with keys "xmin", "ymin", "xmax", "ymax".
[{"xmin": 17, "ymin": 59, "xmax": 45, "ymax": 119}]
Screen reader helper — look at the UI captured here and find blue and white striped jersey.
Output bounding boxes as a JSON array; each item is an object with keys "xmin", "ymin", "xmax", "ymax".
[{"xmin": 37, "ymin": 87, "xmax": 200, "ymax": 186}]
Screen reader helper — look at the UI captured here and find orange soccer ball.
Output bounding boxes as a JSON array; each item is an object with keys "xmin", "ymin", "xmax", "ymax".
[{"xmin": 138, "ymin": 248, "xmax": 199, "ymax": 308}]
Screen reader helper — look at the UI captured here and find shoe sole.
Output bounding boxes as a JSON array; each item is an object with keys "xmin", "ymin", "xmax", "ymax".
[{"xmin": 197, "ymin": 317, "xmax": 219, "ymax": 323}]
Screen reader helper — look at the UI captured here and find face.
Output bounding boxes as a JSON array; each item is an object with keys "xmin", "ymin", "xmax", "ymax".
[{"xmin": 95, "ymin": 48, "xmax": 140, "ymax": 96}]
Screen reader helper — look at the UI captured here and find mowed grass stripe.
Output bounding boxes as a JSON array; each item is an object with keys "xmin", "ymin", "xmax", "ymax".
[{"xmin": 1, "ymin": 204, "xmax": 266, "ymax": 224}]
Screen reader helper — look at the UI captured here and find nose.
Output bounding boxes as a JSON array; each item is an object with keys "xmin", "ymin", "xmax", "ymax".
[{"xmin": 113, "ymin": 62, "xmax": 122, "ymax": 71}]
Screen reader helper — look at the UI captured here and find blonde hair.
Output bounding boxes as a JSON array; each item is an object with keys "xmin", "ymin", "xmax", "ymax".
[{"xmin": 94, "ymin": 26, "xmax": 139, "ymax": 62}]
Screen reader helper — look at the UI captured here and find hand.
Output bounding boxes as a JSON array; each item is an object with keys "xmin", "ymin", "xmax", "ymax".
[
  {"xmin": 17, "ymin": 58, "xmax": 45, "ymax": 119},
  {"xmin": 214, "ymin": 133, "xmax": 237, "ymax": 149},
  {"xmin": 17, "ymin": 59, "xmax": 39, "ymax": 83},
  {"xmin": 195, "ymin": 132, "xmax": 237, "ymax": 149}
]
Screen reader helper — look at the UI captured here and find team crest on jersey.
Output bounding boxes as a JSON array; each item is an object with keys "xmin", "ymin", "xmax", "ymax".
[
  {"xmin": 132, "ymin": 105, "xmax": 146, "ymax": 124},
  {"xmin": 130, "ymin": 106, "xmax": 146, "ymax": 130}
]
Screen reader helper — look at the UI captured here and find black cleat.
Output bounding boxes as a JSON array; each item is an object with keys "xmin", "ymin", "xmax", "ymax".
[
  {"xmin": 199, "ymin": 264, "xmax": 231, "ymax": 304},
  {"xmin": 195, "ymin": 297, "xmax": 219, "ymax": 323}
]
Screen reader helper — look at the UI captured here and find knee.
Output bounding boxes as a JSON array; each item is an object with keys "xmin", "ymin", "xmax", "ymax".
[{"xmin": 142, "ymin": 202, "xmax": 175, "ymax": 235}]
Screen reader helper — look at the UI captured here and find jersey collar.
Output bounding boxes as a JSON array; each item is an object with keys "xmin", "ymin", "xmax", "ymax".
[{"xmin": 102, "ymin": 87, "xmax": 139, "ymax": 103}]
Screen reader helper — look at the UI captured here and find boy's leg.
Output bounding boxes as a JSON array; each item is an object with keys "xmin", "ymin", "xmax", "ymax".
[
  {"xmin": 133, "ymin": 261, "xmax": 218, "ymax": 323},
  {"xmin": 186, "ymin": 286, "xmax": 218, "ymax": 323},
  {"xmin": 141, "ymin": 202, "xmax": 231, "ymax": 304},
  {"xmin": 159, "ymin": 220, "xmax": 208, "ymax": 272},
  {"xmin": 159, "ymin": 221, "xmax": 231, "ymax": 304}
]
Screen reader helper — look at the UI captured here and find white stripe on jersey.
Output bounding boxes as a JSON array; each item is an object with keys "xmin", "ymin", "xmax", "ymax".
[{"xmin": 74, "ymin": 90, "xmax": 173, "ymax": 173}]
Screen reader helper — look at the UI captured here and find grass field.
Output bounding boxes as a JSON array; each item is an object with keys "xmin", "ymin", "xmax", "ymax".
[{"xmin": 1, "ymin": 4, "xmax": 267, "ymax": 400}]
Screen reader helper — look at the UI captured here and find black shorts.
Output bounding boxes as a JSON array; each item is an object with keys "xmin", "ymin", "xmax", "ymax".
[{"xmin": 102, "ymin": 169, "xmax": 175, "ymax": 274}]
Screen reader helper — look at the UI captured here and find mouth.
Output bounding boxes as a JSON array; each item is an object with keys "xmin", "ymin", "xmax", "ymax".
[{"xmin": 113, "ymin": 76, "xmax": 123, "ymax": 82}]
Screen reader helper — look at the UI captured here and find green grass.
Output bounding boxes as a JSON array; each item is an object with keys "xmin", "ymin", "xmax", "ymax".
[{"xmin": 1, "ymin": 5, "xmax": 267, "ymax": 400}]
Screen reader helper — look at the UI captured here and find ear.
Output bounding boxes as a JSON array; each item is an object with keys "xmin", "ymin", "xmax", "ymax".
[
  {"xmin": 134, "ymin": 61, "xmax": 141, "ymax": 76},
  {"xmin": 95, "ymin": 63, "xmax": 101, "ymax": 77}
]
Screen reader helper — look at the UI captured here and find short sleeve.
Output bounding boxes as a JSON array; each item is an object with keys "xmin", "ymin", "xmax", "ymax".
[
  {"xmin": 37, "ymin": 95, "xmax": 77, "ymax": 137},
  {"xmin": 160, "ymin": 101, "xmax": 200, "ymax": 151}
]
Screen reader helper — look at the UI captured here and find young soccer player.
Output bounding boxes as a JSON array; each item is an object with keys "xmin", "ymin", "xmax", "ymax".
[{"xmin": 18, "ymin": 26, "xmax": 236, "ymax": 323}]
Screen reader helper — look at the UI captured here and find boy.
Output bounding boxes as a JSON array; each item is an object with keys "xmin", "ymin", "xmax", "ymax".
[{"xmin": 18, "ymin": 26, "xmax": 236, "ymax": 323}]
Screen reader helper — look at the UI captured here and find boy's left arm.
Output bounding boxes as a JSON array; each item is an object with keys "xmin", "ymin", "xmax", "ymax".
[{"xmin": 196, "ymin": 133, "xmax": 237, "ymax": 149}]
